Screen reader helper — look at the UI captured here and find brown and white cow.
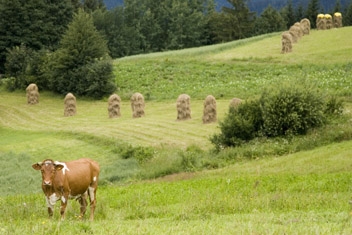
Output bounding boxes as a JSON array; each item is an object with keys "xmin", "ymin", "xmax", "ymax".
[{"xmin": 32, "ymin": 158, "xmax": 100, "ymax": 221}]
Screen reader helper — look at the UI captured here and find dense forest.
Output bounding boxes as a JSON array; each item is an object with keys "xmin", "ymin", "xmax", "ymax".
[
  {"xmin": 103, "ymin": 0, "xmax": 351, "ymax": 14},
  {"xmin": 1, "ymin": 0, "xmax": 352, "ymax": 98}
]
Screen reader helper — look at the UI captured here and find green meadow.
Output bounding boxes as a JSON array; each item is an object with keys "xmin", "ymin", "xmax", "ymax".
[{"xmin": 1, "ymin": 27, "xmax": 352, "ymax": 234}]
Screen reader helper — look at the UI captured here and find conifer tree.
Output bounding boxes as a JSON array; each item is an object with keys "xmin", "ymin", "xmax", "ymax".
[
  {"xmin": 48, "ymin": 9, "xmax": 116, "ymax": 98},
  {"xmin": 209, "ymin": 0, "xmax": 255, "ymax": 42},
  {"xmin": 306, "ymin": 0, "xmax": 321, "ymax": 28}
]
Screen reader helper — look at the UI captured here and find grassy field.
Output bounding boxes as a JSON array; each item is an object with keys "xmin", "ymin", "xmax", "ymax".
[{"xmin": 1, "ymin": 27, "xmax": 352, "ymax": 234}]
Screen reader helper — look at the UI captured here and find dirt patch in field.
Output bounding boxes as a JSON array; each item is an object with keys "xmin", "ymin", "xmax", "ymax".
[{"xmin": 150, "ymin": 172, "xmax": 198, "ymax": 183}]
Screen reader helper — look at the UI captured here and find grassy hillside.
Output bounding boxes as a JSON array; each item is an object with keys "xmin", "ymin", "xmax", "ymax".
[
  {"xmin": 114, "ymin": 28, "xmax": 352, "ymax": 100},
  {"xmin": 1, "ymin": 28, "xmax": 352, "ymax": 234}
]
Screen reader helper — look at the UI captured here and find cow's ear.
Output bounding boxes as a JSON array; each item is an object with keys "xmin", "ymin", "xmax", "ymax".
[
  {"xmin": 32, "ymin": 163, "xmax": 42, "ymax": 170},
  {"xmin": 55, "ymin": 164, "xmax": 64, "ymax": 171}
]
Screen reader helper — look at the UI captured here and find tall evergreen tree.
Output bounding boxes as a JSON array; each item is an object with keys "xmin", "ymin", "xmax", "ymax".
[
  {"xmin": 295, "ymin": 4, "xmax": 305, "ymax": 21},
  {"xmin": 344, "ymin": 1, "xmax": 352, "ymax": 26},
  {"xmin": 209, "ymin": 0, "xmax": 255, "ymax": 42},
  {"xmin": 255, "ymin": 6, "xmax": 286, "ymax": 35},
  {"xmin": 281, "ymin": 0, "xmax": 296, "ymax": 29},
  {"xmin": 306, "ymin": 0, "xmax": 321, "ymax": 28},
  {"xmin": 48, "ymin": 9, "xmax": 115, "ymax": 98},
  {"xmin": 166, "ymin": 0, "xmax": 208, "ymax": 50},
  {"xmin": 83, "ymin": 0, "xmax": 106, "ymax": 13},
  {"xmin": 333, "ymin": 0, "xmax": 342, "ymax": 13}
]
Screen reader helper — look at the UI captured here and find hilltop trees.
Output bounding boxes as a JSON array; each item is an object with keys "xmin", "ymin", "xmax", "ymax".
[
  {"xmin": 93, "ymin": 0, "xmax": 213, "ymax": 57},
  {"xmin": 1, "ymin": 0, "xmax": 352, "ymax": 97},
  {"xmin": 254, "ymin": 6, "xmax": 286, "ymax": 35},
  {"xmin": 0, "ymin": 0, "xmax": 75, "ymax": 74},
  {"xmin": 306, "ymin": 0, "xmax": 321, "ymax": 28},
  {"xmin": 209, "ymin": 0, "xmax": 256, "ymax": 42}
]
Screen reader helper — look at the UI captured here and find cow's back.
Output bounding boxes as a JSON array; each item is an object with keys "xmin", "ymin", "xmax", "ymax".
[{"xmin": 63, "ymin": 158, "xmax": 100, "ymax": 196}]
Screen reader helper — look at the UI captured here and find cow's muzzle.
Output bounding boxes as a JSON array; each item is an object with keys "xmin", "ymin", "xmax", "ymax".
[{"xmin": 43, "ymin": 181, "xmax": 52, "ymax": 186}]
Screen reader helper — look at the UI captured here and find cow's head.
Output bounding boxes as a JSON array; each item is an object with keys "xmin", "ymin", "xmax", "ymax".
[{"xmin": 32, "ymin": 159, "xmax": 64, "ymax": 186}]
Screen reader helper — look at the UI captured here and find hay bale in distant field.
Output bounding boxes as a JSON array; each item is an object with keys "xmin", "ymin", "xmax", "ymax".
[
  {"xmin": 108, "ymin": 94, "xmax": 121, "ymax": 118},
  {"xmin": 325, "ymin": 14, "xmax": 333, "ymax": 29},
  {"xmin": 333, "ymin": 12, "xmax": 342, "ymax": 28},
  {"xmin": 202, "ymin": 95, "xmax": 217, "ymax": 124},
  {"xmin": 64, "ymin": 93, "xmax": 76, "ymax": 117},
  {"xmin": 26, "ymin": 83, "xmax": 39, "ymax": 105},
  {"xmin": 230, "ymin": 98, "xmax": 242, "ymax": 108},
  {"xmin": 176, "ymin": 94, "xmax": 191, "ymax": 121},
  {"xmin": 293, "ymin": 22, "xmax": 303, "ymax": 37},
  {"xmin": 131, "ymin": 92, "xmax": 145, "ymax": 118},
  {"xmin": 288, "ymin": 25, "xmax": 300, "ymax": 43},
  {"xmin": 281, "ymin": 31, "xmax": 293, "ymax": 54},
  {"xmin": 316, "ymin": 14, "xmax": 326, "ymax": 30},
  {"xmin": 300, "ymin": 18, "xmax": 311, "ymax": 35}
]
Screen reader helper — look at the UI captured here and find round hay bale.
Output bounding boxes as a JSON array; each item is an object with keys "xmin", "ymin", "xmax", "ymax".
[
  {"xmin": 333, "ymin": 12, "xmax": 342, "ymax": 28},
  {"xmin": 26, "ymin": 83, "xmax": 39, "ymax": 105},
  {"xmin": 325, "ymin": 14, "xmax": 333, "ymax": 29},
  {"xmin": 108, "ymin": 93, "xmax": 121, "ymax": 118},
  {"xmin": 202, "ymin": 95, "xmax": 217, "ymax": 124},
  {"xmin": 130, "ymin": 92, "xmax": 145, "ymax": 118},
  {"xmin": 300, "ymin": 18, "xmax": 311, "ymax": 35},
  {"xmin": 281, "ymin": 31, "xmax": 293, "ymax": 54},
  {"xmin": 230, "ymin": 98, "xmax": 242, "ymax": 108},
  {"xmin": 176, "ymin": 94, "xmax": 191, "ymax": 121},
  {"xmin": 64, "ymin": 93, "xmax": 76, "ymax": 117},
  {"xmin": 316, "ymin": 14, "xmax": 326, "ymax": 30}
]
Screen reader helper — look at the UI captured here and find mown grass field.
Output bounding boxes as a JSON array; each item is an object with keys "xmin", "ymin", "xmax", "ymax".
[{"xmin": 1, "ymin": 27, "xmax": 352, "ymax": 234}]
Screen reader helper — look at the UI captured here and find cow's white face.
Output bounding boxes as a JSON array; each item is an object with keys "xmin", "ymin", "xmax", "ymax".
[{"xmin": 32, "ymin": 160, "xmax": 64, "ymax": 186}]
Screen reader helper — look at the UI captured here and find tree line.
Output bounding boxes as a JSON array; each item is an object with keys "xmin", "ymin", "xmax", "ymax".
[{"xmin": 0, "ymin": 0, "xmax": 351, "ymax": 98}]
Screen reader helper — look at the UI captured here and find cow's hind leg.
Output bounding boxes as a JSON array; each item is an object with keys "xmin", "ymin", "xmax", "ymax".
[
  {"xmin": 78, "ymin": 191, "xmax": 88, "ymax": 219},
  {"xmin": 88, "ymin": 185, "xmax": 97, "ymax": 221}
]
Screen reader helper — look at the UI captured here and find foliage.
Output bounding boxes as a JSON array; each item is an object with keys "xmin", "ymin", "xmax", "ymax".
[
  {"xmin": 83, "ymin": 0, "xmax": 105, "ymax": 12},
  {"xmin": 209, "ymin": 0, "xmax": 256, "ymax": 42},
  {"xmin": 93, "ymin": 0, "xmax": 213, "ymax": 57},
  {"xmin": 280, "ymin": 0, "xmax": 296, "ymax": 29},
  {"xmin": 210, "ymin": 100, "xmax": 263, "ymax": 150},
  {"xmin": 47, "ymin": 9, "xmax": 116, "ymax": 98},
  {"xmin": 3, "ymin": 45, "xmax": 33, "ymax": 90},
  {"xmin": 0, "ymin": 0, "xmax": 74, "ymax": 73},
  {"xmin": 254, "ymin": 5, "xmax": 286, "ymax": 35},
  {"xmin": 211, "ymin": 80, "xmax": 343, "ymax": 149},
  {"xmin": 344, "ymin": 1, "xmax": 352, "ymax": 26},
  {"xmin": 260, "ymin": 82, "xmax": 326, "ymax": 137},
  {"xmin": 119, "ymin": 144, "xmax": 155, "ymax": 164},
  {"xmin": 306, "ymin": 0, "xmax": 321, "ymax": 28}
]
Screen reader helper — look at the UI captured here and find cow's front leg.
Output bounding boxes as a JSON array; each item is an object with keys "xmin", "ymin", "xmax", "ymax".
[
  {"xmin": 60, "ymin": 195, "xmax": 68, "ymax": 220},
  {"xmin": 45, "ymin": 195, "xmax": 57, "ymax": 218}
]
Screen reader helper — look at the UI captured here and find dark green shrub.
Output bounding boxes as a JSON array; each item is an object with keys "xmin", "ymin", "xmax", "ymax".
[
  {"xmin": 210, "ymin": 100, "xmax": 263, "ymax": 150},
  {"xmin": 260, "ymin": 85, "xmax": 326, "ymax": 137},
  {"xmin": 120, "ymin": 145, "xmax": 155, "ymax": 164},
  {"xmin": 4, "ymin": 45, "xmax": 52, "ymax": 91},
  {"xmin": 4, "ymin": 45, "xmax": 33, "ymax": 90},
  {"xmin": 211, "ymin": 81, "xmax": 336, "ymax": 150}
]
